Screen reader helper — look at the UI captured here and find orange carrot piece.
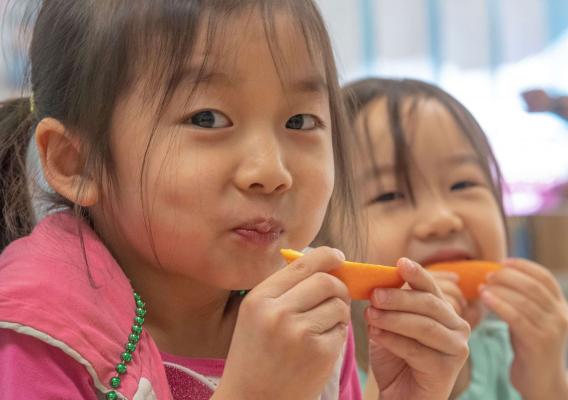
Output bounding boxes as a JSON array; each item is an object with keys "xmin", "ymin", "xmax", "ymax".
[
  {"xmin": 280, "ymin": 249, "xmax": 404, "ymax": 300},
  {"xmin": 427, "ymin": 261, "xmax": 502, "ymax": 300}
]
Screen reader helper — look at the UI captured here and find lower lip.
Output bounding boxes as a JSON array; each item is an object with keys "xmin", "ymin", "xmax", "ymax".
[{"xmin": 233, "ymin": 229, "xmax": 282, "ymax": 246}]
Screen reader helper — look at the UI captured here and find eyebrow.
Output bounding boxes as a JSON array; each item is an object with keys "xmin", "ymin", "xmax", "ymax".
[
  {"xmin": 177, "ymin": 67, "xmax": 236, "ymax": 87},
  {"xmin": 288, "ymin": 76, "xmax": 328, "ymax": 94},
  {"xmin": 360, "ymin": 153, "xmax": 481, "ymax": 183},
  {"xmin": 445, "ymin": 153, "xmax": 481, "ymax": 166},
  {"xmin": 176, "ymin": 67, "xmax": 328, "ymax": 94},
  {"xmin": 361, "ymin": 164, "xmax": 396, "ymax": 183}
]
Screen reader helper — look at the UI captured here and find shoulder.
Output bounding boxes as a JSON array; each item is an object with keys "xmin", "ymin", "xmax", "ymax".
[{"xmin": 0, "ymin": 328, "xmax": 98, "ymax": 399}]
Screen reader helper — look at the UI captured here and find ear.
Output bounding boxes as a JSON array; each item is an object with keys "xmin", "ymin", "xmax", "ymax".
[{"xmin": 35, "ymin": 117, "xmax": 99, "ymax": 207}]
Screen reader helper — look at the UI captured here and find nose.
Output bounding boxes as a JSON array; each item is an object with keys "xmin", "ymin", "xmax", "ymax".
[
  {"xmin": 234, "ymin": 132, "xmax": 292, "ymax": 195},
  {"xmin": 413, "ymin": 198, "xmax": 463, "ymax": 240}
]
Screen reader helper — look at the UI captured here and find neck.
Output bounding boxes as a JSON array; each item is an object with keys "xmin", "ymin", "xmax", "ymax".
[{"xmin": 121, "ymin": 260, "xmax": 240, "ymax": 359}]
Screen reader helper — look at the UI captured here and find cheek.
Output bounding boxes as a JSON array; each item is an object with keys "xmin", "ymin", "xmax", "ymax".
[
  {"xmin": 470, "ymin": 201, "xmax": 508, "ymax": 261},
  {"xmin": 482, "ymin": 217, "xmax": 507, "ymax": 261},
  {"xmin": 362, "ymin": 209, "xmax": 405, "ymax": 266},
  {"xmin": 287, "ymin": 145, "xmax": 335, "ymax": 248}
]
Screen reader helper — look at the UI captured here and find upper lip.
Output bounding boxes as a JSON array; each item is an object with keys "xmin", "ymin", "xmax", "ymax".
[
  {"xmin": 234, "ymin": 217, "xmax": 284, "ymax": 234},
  {"xmin": 419, "ymin": 249, "xmax": 473, "ymax": 267}
]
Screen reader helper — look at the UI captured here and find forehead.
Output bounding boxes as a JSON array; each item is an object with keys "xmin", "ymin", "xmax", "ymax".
[
  {"xmin": 356, "ymin": 97, "xmax": 475, "ymax": 167},
  {"xmin": 187, "ymin": 9, "xmax": 327, "ymax": 87}
]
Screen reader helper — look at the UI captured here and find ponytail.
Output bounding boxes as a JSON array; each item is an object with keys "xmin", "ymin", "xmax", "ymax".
[{"xmin": 0, "ymin": 97, "xmax": 35, "ymax": 251}]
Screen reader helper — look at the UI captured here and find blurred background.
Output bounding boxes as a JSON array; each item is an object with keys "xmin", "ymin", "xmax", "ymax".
[{"xmin": 1, "ymin": 0, "xmax": 568, "ymax": 272}]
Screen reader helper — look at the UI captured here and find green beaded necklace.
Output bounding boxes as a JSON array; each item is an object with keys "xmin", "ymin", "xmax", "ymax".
[
  {"xmin": 105, "ymin": 289, "xmax": 246, "ymax": 399},
  {"xmin": 105, "ymin": 291, "xmax": 146, "ymax": 400}
]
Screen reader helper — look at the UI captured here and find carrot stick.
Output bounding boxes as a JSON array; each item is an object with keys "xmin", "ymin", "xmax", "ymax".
[
  {"xmin": 427, "ymin": 261, "xmax": 502, "ymax": 300},
  {"xmin": 280, "ymin": 249, "xmax": 404, "ymax": 300}
]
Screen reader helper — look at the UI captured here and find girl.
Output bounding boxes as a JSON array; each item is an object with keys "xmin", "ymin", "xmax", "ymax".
[
  {"xmin": 0, "ymin": 2, "xmax": 469, "ymax": 399},
  {"xmin": 341, "ymin": 77, "xmax": 568, "ymax": 400}
]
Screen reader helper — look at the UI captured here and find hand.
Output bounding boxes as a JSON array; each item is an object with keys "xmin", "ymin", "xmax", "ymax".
[
  {"xmin": 481, "ymin": 258, "xmax": 568, "ymax": 400},
  {"xmin": 430, "ymin": 270, "xmax": 485, "ymax": 330},
  {"xmin": 521, "ymin": 89, "xmax": 554, "ymax": 112},
  {"xmin": 366, "ymin": 258, "xmax": 471, "ymax": 400},
  {"xmin": 430, "ymin": 271, "xmax": 486, "ymax": 398},
  {"xmin": 215, "ymin": 247, "xmax": 351, "ymax": 400}
]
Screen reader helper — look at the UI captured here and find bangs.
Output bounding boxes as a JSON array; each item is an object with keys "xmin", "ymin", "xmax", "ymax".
[
  {"xmin": 346, "ymin": 79, "xmax": 506, "ymax": 220},
  {"xmin": 115, "ymin": 0, "xmax": 335, "ymax": 119}
]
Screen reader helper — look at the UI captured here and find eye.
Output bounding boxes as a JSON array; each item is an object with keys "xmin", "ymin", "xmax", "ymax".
[
  {"xmin": 369, "ymin": 191, "xmax": 405, "ymax": 204},
  {"xmin": 285, "ymin": 114, "xmax": 322, "ymax": 130},
  {"xmin": 189, "ymin": 110, "xmax": 232, "ymax": 129},
  {"xmin": 451, "ymin": 181, "xmax": 477, "ymax": 191}
]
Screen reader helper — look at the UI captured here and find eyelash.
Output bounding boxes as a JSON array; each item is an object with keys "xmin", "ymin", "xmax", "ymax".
[
  {"xmin": 285, "ymin": 114, "xmax": 326, "ymax": 131},
  {"xmin": 369, "ymin": 191, "xmax": 405, "ymax": 205},
  {"xmin": 186, "ymin": 110, "xmax": 232, "ymax": 129},
  {"xmin": 450, "ymin": 181, "xmax": 478, "ymax": 191},
  {"xmin": 185, "ymin": 110, "xmax": 326, "ymax": 132}
]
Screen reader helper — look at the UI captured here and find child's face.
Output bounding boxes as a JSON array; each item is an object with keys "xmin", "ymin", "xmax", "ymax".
[
  {"xmin": 93, "ymin": 12, "xmax": 334, "ymax": 290},
  {"xmin": 354, "ymin": 98, "xmax": 507, "ymax": 267}
]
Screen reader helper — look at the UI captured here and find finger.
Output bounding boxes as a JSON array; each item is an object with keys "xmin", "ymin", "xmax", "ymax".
[
  {"xmin": 429, "ymin": 270, "xmax": 460, "ymax": 282},
  {"xmin": 255, "ymin": 247, "xmax": 345, "ymax": 298},
  {"xmin": 397, "ymin": 258, "xmax": 445, "ymax": 299},
  {"xmin": 370, "ymin": 288, "xmax": 463, "ymax": 330},
  {"xmin": 366, "ymin": 307, "xmax": 468, "ymax": 355},
  {"xmin": 299, "ymin": 296, "xmax": 351, "ymax": 334},
  {"xmin": 483, "ymin": 285, "xmax": 550, "ymax": 329},
  {"xmin": 487, "ymin": 266, "xmax": 557, "ymax": 311},
  {"xmin": 314, "ymin": 321, "xmax": 349, "ymax": 359},
  {"xmin": 503, "ymin": 258, "xmax": 564, "ymax": 299},
  {"xmin": 435, "ymin": 279, "xmax": 466, "ymax": 314},
  {"xmin": 480, "ymin": 287, "xmax": 540, "ymax": 337},
  {"xmin": 462, "ymin": 300, "xmax": 485, "ymax": 329},
  {"xmin": 368, "ymin": 327, "xmax": 468, "ymax": 374},
  {"xmin": 279, "ymin": 272, "xmax": 350, "ymax": 312}
]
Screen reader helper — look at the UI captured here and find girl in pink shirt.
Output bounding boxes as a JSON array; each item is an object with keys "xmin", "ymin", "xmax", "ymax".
[{"xmin": 0, "ymin": 1, "xmax": 469, "ymax": 399}]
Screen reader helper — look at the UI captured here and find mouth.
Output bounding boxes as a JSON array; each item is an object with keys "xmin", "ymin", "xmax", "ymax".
[
  {"xmin": 233, "ymin": 217, "xmax": 284, "ymax": 246},
  {"xmin": 420, "ymin": 249, "xmax": 473, "ymax": 267}
]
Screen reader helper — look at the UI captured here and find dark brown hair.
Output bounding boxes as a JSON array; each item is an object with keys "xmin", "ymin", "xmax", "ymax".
[
  {"xmin": 343, "ymin": 77, "xmax": 508, "ymax": 372},
  {"xmin": 344, "ymin": 77, "xmax": 507, "ymax": 221},
  {"xmin": 0, "ymin": 0, "xmax": 360, "ymax": 256}
]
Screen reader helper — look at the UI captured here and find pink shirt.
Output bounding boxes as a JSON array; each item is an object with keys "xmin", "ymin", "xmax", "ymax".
[
  {"xmin": 0, "ymin": 324, "xmax": 361, "ymax": 399},
  {"xmin": 0, "ymin": 211, "xmax": 362, "ymax": 399}
]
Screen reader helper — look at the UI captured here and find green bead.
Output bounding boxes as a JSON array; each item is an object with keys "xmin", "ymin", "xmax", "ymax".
[
  {"xmin": 116, "ymin": 363, "xmax": 127, "ymax": 374},
  {"xmin": 121, "ymin": 352, "xmax": 133, "ymax": 363},
  {"xmin": 131, "ymin": 324, "xmax": 142, "ymax": 335},
  {"xmin": 134, "ymin": 316, "xmax": 145, "ymax": 325},
  {"xmin": 136, "ymin": 307, "xmax": 146, "ymax": 317},
  {"xmin": 134, "ymin": 292, "xmax": 141, "ymax": 300},
  {"xmin": 106, "ymin": 391, "xmax": 118, "ymax": 400},
  {"xmin": 128, "ymin": 333, "xmax": 140, "ymax": 344},
  {"xmin": 110, "ymin": 376, "xmax": 121, "ymax": 388},
  {"xmin": 125, "ymin": 342, "xmax": 136, "ymax": 353},
  {"xmin": 136, "ymin": 299, "xmax": 145, "ymax": 308}
]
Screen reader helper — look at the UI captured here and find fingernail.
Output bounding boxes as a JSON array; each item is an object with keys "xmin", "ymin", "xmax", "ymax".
[
  {"xmin": 401, "ymin": 258, "xmax": 417, "ymax": 271},
  {"xmin": 374, "ymin": 289, "xmax": 388, "ymax": 304},
  {"xmin": 480, "ymin": 289, "xmax": 493, "ymax": 304},
  {"xmin": 502, "ymin": 258, "xmax": 517, "ymax": 267},
  {"xmin": 334, "ymin": 249, "xmax": 346, "ymax": 261}
]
